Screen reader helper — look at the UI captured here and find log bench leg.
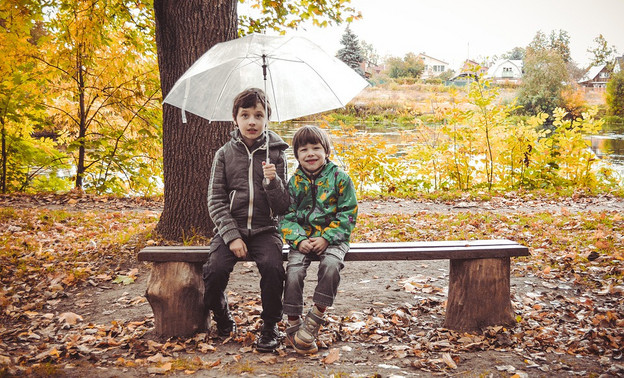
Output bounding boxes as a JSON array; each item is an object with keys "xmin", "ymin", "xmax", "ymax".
[
  {"xmin": 145, "ymin": 262, "xmax": 208, "ymax": 337},
  {"xmin": 444, "ymin": 257, "xmax": 515, "ymax": 332}
]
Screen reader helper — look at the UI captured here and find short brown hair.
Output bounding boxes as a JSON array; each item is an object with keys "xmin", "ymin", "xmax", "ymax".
[
  {"xmin": 232, "ymin": 88, "xmax": 272, "ymax": 120},
  {"xmin": 292, "ymin": 125, "xmax": 331, "ymax": 159}
]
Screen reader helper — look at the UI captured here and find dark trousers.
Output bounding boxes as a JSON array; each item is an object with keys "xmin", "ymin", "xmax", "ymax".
[{"xmin": 202, "ymin": 231, "xmax": 285, "ymax": 325}]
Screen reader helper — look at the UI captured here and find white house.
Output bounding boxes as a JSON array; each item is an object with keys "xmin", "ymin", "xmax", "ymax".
[
  {"xmin": 485, "ymin": 59, "xmax": 523, "ymax": 83},
  {"xmin": 417, "ymin": 53, "xmax": 449, "ymax": 79}
]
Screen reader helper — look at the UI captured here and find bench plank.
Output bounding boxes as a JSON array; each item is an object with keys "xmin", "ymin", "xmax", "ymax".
[
  {"xmin": 139, "ymin": 239, "xmax": 529, "ymax": 335},
  {"xmin": 138, "ymin": 240, "xmax": 529, "ymax": 263}
]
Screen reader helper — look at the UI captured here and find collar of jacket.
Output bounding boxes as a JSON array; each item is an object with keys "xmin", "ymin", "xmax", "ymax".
[{"xmin": 230, "ymin": 129, "xmax": 288, "ymax": 152}]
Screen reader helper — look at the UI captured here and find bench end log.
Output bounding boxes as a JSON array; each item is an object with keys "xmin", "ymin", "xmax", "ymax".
[
  {"xmin": 444, "ymin": 257, "xmax": 516, "ymax": 332},
  {"xmin": 145, "ymin": 262, "xmax": 208, "ymax": 337}
]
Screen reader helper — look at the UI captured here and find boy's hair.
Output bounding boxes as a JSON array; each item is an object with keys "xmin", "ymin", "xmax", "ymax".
[
  {"xmin": 292, "ymin": 125, "xmax": 332, "ymax": 159},
  {"xmin": 232, "ymin": 88, "xmax": 272, "ymax": 120}
]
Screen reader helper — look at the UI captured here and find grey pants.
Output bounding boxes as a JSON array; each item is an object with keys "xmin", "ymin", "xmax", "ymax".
[{"xmin": 283, "ymin": 242, "xmax": 349, "ymax": 317}]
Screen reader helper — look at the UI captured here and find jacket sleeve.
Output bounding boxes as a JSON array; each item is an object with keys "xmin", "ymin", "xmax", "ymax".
[
  {"xmin": 208, "ymin": 149, "xmax": 241, "ymax": 245},
  {"xmin": 279, "ymin": 177, "xmax": 308, "ymax": 249},
  {"xmin": 263, "ymin": 149, "xmax": 290, "ymax": 216},
  {"xmin": 321, "ymin": 172, "xmax": 358, "ymax": 245}
]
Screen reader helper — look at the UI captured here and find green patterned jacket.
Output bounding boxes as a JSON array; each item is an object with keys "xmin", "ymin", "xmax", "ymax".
[{"xmin": 280, "ymin": 160, "xmax": 358, "ymax": 249}]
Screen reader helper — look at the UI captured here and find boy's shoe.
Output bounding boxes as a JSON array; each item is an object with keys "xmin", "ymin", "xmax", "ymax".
[
  {"xmin": 213, "ymin": 309, "xmax": 236, "ymax": 337},
  {"xmin": 256, "ymin": 323, "xmax": 280, "ymax": 353},
  {"xmin": 285, "ymin": 330, "xmax": 318, "ymax": 355},
  {"xmin": 210, "ymin": 293, "xmax": 237, "ymax": 337},
  {"xmin": 292, "ymin": 308, "xmax": 324, "ymax": 354}
]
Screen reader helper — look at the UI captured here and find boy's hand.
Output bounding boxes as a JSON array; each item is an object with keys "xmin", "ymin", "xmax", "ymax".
[
  {"xmin": 309, "ymin": 237, "xmax": 329, "ymax": 255},
  {"xmin": 262, "ymin": 161, "xmax": 276, "ymax": 182},
  {"xmin": 298, "ymin": 239, "xmax": 313, "ymax": 254},
  {"xmin": 229, "ymin": 238, "xmax": 248, "ymax": 259}
]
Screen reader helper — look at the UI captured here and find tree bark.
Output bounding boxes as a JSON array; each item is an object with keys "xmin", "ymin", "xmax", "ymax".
[
  {"xmin": 153, "ymin": 0, "xmax": 237, "ymax": 240},
  {"xmin": 444, "ymin": 257, "xmax": 515, "ymax": 332},
  {"xmin": 145, "ymin": 262, "xmax": 207, "ymax": 337}
]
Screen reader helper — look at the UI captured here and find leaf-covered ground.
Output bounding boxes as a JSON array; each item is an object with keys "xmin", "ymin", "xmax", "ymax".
[{"xmin": 0, "ymin": 193, "xmax": 623, "ymax": 377}]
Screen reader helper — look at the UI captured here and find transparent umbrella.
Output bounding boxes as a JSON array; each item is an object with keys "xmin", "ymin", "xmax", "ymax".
[{"xmin": 163, "ymin": 33, "xmax": 369, "ymax": 161}]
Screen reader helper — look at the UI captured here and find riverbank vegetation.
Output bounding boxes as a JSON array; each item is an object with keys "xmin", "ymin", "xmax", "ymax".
[{"xmin": 322, "ymin": 78, "xmax": 623, "ymax": 199}]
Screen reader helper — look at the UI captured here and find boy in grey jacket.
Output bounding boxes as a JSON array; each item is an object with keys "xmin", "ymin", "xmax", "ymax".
[{"xmin": 202, "ymin": 88, "xmax": 290, "ymax": 353}]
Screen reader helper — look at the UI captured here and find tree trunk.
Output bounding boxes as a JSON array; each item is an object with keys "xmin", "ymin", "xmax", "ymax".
[
  {"xmin": 145, "ymin": 262, "xmax": 207, "ymax": 337},
  {"xmin": 444, "ymin": 258, "xmax": 515, "ymax": 332},
  {"xmin": 153, "ymin": 0, "xmax": 237, "ymax": 241}
]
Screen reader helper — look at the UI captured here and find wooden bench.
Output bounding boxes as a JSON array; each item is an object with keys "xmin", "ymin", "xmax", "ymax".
[{"xmin": 138, "ymin": 239, "xmax": 529, "ymax": 337}]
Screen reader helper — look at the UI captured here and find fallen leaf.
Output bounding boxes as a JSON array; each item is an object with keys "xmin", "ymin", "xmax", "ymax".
[
  {"xmin": 442, "ymin": 353, "xmax": 457, "ymax": 369},
  {"xmin": 112, "ymin": 275, "xmax": 135, "ymax": 285},
  {"xmin": 260, "ymin": 355, "xmax": 277, "ymax": 364},
  {"xmin": 323, "ymin": 348, "xmax": 340, "ymax": 364},
  {"xmin": 58, "ymin": 312, "xmax": 83, "ymax": 325}
]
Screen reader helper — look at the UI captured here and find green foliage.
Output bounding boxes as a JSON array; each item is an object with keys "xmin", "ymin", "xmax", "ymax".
[
  {"xmin": 2, "ymin": 128, "xmax": 71, "ymax": 193},
  {"xmin": 336, "ymin": 25, "xmax": 365, "ymax": 77},
  {"xmin": 238, "ymin": 0, "xmax": 361, "ymax": 35},
  {"xmin": 0, "ymin": 0, "xmax": 67, "ymax": 193},
  {"xmin": 386, "ymin": 53, "xmax": 425, "ymax": 79},
  {"xmin": 525, "ymin": 108, "xmax": 606, "ymax": 189},
  {"xmin": 517, "ymin": 49, "xmax": 569, "ymax": 117},
  {"xmin": 502, "ymin": 47, "xmax": 525, "ymax": 60},
  {"xmin": 527, "ymin": 29, "xmax": 571, "ymax": 63},
  {"xmin": 606, "ymin": 70, "xmax": 624, "ymax": 117},
  {"xmin": 587, "ymin": 34, "xmax": 619, "ymax": 68}
]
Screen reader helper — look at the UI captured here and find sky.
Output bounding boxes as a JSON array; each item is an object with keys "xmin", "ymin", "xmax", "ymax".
[{"xmin": 283, "ymin": 0, "xmax": 624, "ymax": 70}]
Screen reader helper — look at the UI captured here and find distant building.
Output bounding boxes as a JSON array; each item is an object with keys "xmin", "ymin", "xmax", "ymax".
[
  {"xmin": 361, "ymin": 61, "xmax": 385, "ymax": 78},
  {"xmin": 417, "ymin": 53, "xmax": 449, "ymax": 79},
  {"xmin": 578, "ymin": 64, "xmax": 611, "ymax": 88},
  {"xmin": 460, "ymin": 59, "xmax": 489, "ymax": 77},
  {"xmin": 485, "ymin": 59, "xmax": 523, "ymax": 83},
  {"xmin": 446, "ymin": 60, "xmax": 489, "ymax": 86}
]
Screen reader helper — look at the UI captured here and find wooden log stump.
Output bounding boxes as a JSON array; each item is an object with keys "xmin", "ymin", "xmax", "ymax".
[
  {"xmin": 145, "ymin": 262, "xmax": 208, "ymax": 337},
  {"xmin": 444, "ymin": 257, "xmax": 515, "ymax": 332}
]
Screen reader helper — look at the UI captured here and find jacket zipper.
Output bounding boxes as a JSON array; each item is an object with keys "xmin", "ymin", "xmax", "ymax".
[{"xmin": 246, "ymin": 147, "xmax": 255, "ymax": 229}]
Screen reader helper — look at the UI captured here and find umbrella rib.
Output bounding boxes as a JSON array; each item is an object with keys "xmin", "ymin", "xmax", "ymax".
[
  {"xmin": 299, "ymin": 60, "xmax": 348, "ymax": 107},
  {"xmin": 209, "ymin": 58, "xmax": 251, "ymax": 121}
]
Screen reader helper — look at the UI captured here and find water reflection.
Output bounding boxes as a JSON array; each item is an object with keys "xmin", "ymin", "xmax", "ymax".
[{"xmin": 589, "ymin": 134, "xmax": 624, "ymax": 162}]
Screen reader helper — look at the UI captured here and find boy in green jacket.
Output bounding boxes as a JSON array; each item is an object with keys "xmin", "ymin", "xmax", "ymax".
[{"xmin": 280, "ymin": 125, "xmax": 358, "ymax": 355}]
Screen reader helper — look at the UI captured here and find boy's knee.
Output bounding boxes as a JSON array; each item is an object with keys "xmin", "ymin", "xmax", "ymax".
[{"xmin": 319, "ymin": 255, "xmax": 344, "ymax": 272}]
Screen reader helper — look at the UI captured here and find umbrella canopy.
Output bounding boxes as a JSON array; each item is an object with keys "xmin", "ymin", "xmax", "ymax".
[{"xmin": 163, "ymin": 33, "xmax": 369, "ymax": 123}]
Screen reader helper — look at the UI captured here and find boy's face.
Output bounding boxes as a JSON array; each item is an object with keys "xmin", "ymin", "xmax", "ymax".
[
  {"xmin": 297, "ymin": 142, "xmax": 327, "ymax": 174},
  {"xmin": 235, "ymin": 103, "xmax": 266, "ymax": 146}
]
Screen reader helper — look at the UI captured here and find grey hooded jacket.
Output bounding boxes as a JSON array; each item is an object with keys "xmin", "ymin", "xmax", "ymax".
[{"xmin": 208, "ymin": 129, "xmax": 290, "ymax": 245}]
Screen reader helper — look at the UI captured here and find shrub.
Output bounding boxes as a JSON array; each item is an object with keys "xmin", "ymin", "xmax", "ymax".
[{"xmin": 606, "ymin": 70, "xmax": 624, "ymax": 117}]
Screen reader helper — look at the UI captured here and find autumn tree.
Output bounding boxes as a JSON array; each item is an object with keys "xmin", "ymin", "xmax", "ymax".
[
  {"xmin": 517, "ymin": 48, "xmax": 569, "ymax": 117},
  {"xmin": 386, "ymin": 52, "xmax": 425, "ymax": 79},
  {"xmin": 336, "ymin": 25, "xmax": 365, "ymax": 77},
  {"xmin": 360, "ymin": 40, "xmax": 380, "ymax": 67},
  {"xmin": 0, "ymin": 0, "xmax": 66, "ymax": 193},
  {"xmin": 154, "ymin": 0, "xmax": 360, "ymax": 240},
  {"xmin": 502, "ymin": 47, "xmax": 525, "ymax": 60},
  {"xmin": 40, "ymin": 0, "xmax": 162, "ymax": 194},
  {"xmin": 548, "ymin": 29, "xmax": 571, "ymax": 63},
  {"xmin": 587, "ymin": 34, "xmax": 619, "ymax": 69}
]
